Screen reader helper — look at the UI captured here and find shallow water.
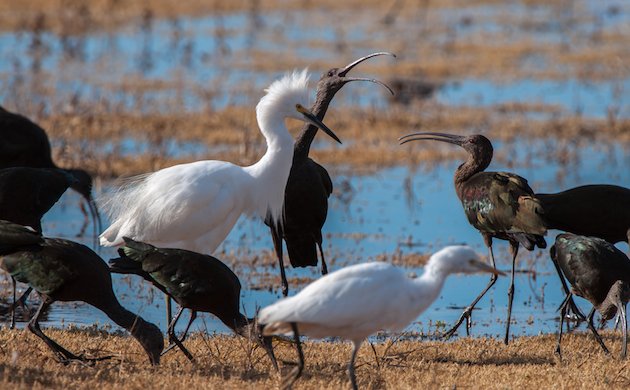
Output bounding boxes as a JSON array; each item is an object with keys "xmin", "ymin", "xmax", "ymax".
[{"xmin": 4, "ymin": 137, "xmax": 626, "ymax": 343}]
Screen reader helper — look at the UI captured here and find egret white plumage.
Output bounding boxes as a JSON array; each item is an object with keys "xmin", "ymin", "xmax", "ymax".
[
  {"xmin": 99, "ymin": 69, "xmax": 341, "ymax": 323},
  {"xmin": 259, "ymin": 245, "xmax": 504, "ymax": 389}
]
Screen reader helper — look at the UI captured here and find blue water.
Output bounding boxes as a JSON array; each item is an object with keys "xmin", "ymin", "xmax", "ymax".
[{"xmin": 9, "ymin": 138, "xmax": 625, "ymax": 342}]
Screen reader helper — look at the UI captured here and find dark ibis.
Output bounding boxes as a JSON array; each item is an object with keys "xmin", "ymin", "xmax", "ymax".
[
  {"xmin": 0, "ymin": 105, "xmax": 102, "ymax": 239},
  {"xmin": 0, "ymin": 220, "xmax": 163, "ymax": 365},
  {"xmin": 400, "ymin": 132, "xmax": 546, "ymax": 344},
  {"xmin": 538, "ymin": 184, "xmax": 630, "ymax": 247},
  {"xmin": 108, "ymin": 237, "xmax": 277, "ymax": 367},
  {"xmin": 551, "ymin": 233, "xmax": 630, "ymax": 358},
  {"xmin": 264, "ymin": 52, "xmax": 395, "ymax": 296},
  {"xmin": 0, "ymin": 167, "xmax": 78, "ymax": 328}
]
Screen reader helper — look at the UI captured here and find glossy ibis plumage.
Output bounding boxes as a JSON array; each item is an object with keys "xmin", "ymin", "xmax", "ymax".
[
  {"xmin": 0, "ymin": 105, "xmax": 102, "ymax": 240},
  {"xmin": 259, "ymin": 245, "xmax": 503, "ymax": 389},
  {"xmin": 108, "ymin": 237, "xmax": 277, "ymax": 367},
  {"xmin": 0, "ymin": 167, "xmax": 78, "ymax": 328},
  {"xmin": 264, "ymin": 52, "xmax": 395, "ymax": 296},
  {"xmin": 400, "ymin": 132, "xmax": 547, "ymax": 344},
  {"xmin": 99, "ymin": 70, "xmax": 341, "ymax": 325},
  {"xmin": 0, "ymin": 220, "xmax": 163, "ymax": 365},
  {"xmin": 551, "ymin": 233, "xmax": 630, "ymax": 358}
]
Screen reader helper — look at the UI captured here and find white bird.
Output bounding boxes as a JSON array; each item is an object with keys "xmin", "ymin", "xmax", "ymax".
[
  {"xmin": 99, "ymin": 69, "xmax": 341, "ymax": 322},
  {"xmin": 259, "ymin": 245, "xmax": 504, "ymax": 389}
]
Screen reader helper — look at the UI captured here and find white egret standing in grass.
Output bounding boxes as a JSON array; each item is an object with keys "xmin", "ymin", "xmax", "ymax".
[
  {"xmin": 99, "ymin": 69, "xmax": 342, "ymax": 323},
  {"xmin": 259, "ymin": 245, "xmax": 504, "ymax": 390}
]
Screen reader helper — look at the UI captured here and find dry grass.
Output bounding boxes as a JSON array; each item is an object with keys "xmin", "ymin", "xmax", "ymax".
[{"xmin": 1, "ymin": 327, "xmax": 629, "ymax": 389}]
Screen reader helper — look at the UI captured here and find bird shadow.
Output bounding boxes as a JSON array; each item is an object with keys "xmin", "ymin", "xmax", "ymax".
[{"xmin": 424, "ymin": 354, "xmax": 554, "ymax": 367}]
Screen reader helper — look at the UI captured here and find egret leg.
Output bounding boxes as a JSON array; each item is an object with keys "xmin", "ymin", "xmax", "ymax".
[
  {"xmin": 281, "ymin": 323, "xmax": 304, "ymax": 390},
  {"xmin": 555, "ymin": 292, "xmax": 573, "ymax": 357},
  {"xmin": 317, "ymin": 241, "xmax": 328, "ymax": 275},
  {"xmin": 348, "ymin": 340, "xmax": 362, "ymax": 390},
  {"xmin": 9, "ymin": 285, "xmax": 32, "ymax": 329},
  {"xmin": 162, "ymin": 306, "xmax": 193, "ymax": 361},
  {"xmin": 585, "ymin": 307, "xmax": 609, "ymax": 355},
  {"xmin": 444, "ymin": 234, "xmax": 497, "ymax": 339},
  {"xmin": 262, "ymin": 335, "xmax": 279, "ymax": 371},
  {"xmin": 551, "ymin": 255, "xmax": 585, "ymax": 322},
  {"xmin": 271, "ymin": 225, "xmax": 289, "ymax": 297},
  {"xmin": 28, "ymin": 298, "xmax": 111, "ymax": 364},
  {"xmin": 619, "ymin": 302, "xmax": 627, "ymax": 358}
]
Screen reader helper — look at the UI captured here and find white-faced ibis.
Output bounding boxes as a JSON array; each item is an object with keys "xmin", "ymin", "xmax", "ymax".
[
  {"xmin": 538, "ymin": 184, "xmax": 630, "ymax": 248},
  {"xmin": 99, "ymin": 70, "xmax": 341, "ymax": 324},
  {"xmin": 108, "ymin": 237, "xmax": 277, "ymax": 367},
  {"xmin": 0, "ymin": 167, "xmax": 78, "ymax": 328},
  {"xmin": 0, "ymin": 220, "xmax": 164, "ymax": 365},
  {"xmin": 400, "ymin": 132, "xmax": 546, "ymax": 344},
  {"xmin": 0, "ymin": 105, "xmax": 102, "ymax": 239},
  {"xmin": 551, "ymin": 233, "xmax": 630, "ymax": 358},
  {"xmin": 264, "ymin": 52, "xmax": 395, "ymax": 296},
  {"xmin": 259, "ymin": 245, "xmax": 503, "ymax": 389}
]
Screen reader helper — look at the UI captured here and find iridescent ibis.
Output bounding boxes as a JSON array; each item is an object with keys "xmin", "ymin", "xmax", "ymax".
[
  {"xmin": 0, "ymin": 105, "xmax": 102, "ymax": 239},
  {"xmin": 0, "ymin": 167, "xmax": 77, "ymax": 328},
  {"xmin": 551, "ymin": 233, "xmax": 630, "ymax": 358},
  {"xmin": 538, "ymin": 184, "xmax": 630, "ymax": 248},
  {"xmin": 400, "ymin": 132, "xmax": 546, "ymax": 344},
  {"xmin": 108, "ymin": 237, "xmax": 277, "ymax": 367},
  {"xmin": 264, "ymin": 52, "xmax": 395, "ymax": 296},
  {"xmin": 0, "ymin": 220, "xmax": 163, "ymax": 365}
]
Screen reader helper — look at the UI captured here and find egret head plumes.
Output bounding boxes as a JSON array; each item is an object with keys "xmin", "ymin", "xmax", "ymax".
[{"xmin": 256, "ymin": 69, "xmax": 341, "ymax": 144}]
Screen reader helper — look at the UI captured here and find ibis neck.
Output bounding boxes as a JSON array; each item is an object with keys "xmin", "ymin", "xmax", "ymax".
[
  {"xmin": 245, "ymin": 108, "xmax": 294, "ymax": 223},
  {"xmin": 294, "ymin": 87, "xmax": 337, "ymax": 162},
  {"xmin": 454, "ymin": 153, "xmax": 491, "ymax": 198}
]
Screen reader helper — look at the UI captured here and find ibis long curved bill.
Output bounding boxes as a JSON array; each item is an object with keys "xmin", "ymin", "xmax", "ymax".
[
  {"xmin": 338, "ymin": 52, "xmax": 397, "ymax": 95},
  {"xmin": 296, "ymin": 104, "xmax": 342, "ymax": 144},
  {"xmin": 399, "ymin": 132, "xmax": 466, "ymax": 146}
]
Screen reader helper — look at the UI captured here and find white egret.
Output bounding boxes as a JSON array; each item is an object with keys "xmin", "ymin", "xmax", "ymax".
[
  {"xmin": 259, "ymin": 245, "xmax": 504, "ymax": 389},
  {"xmin": 99, "ymin": 69, "xmax": 341, "ymax": 322}
]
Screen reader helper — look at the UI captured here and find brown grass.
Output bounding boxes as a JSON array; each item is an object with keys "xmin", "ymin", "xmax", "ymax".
[{"xmin": 1, "ymin": 328, "xmax": 629, "ymax": 389}]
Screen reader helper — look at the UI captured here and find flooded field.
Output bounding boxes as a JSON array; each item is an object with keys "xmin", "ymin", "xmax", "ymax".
[{"xmin": 0, "ymin": 0, "xmax": 629, "ymax": 349}]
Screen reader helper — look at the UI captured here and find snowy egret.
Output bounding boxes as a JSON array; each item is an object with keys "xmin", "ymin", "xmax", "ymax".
[
  {"xmin": 400, "ymin": 132, "xmax": 546, "ymax": 344},
  {"xmin": 551, "ymin": 233, "xmax": 630, "ymax": 358},
  {"xmin": 0, "ymin": 105, "xmax": 102, "ymax": 241},
  {"xmin": 109, "ymin": 237, "xmax": 277, "ymax": 368},
  {"xmin": 264, "ymin": 52, "xmax": 395, "ymax": 296},
  {"xmin": 0, "ymin": 220, "xmax": 163, "ymax": 365},
  {"xmin": 0, "ymin": 167, "xmax": 78, "ymax": 328},
  {"xmin": 100, "ymin": 69, "xmax": 341, "ymax": 323},
  {"xmin": 259, "ymin": 245, "xmax": 503, "ymax": 389}
]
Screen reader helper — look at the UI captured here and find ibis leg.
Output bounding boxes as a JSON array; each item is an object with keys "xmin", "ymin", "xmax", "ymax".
[
  {"xmin": 348, "ymin": 340, "xmax": 362, "ymax": 390},
  {"xmin": 165, "ymin": 296, "xmax": 173, "ymax": 329},
  {"xmin": 555, "ymin": 293, "xmax": 572, "ymax": 357},
  {"xmin": 179, "ymin": 310, "xmax": 197, "ymax": 343},
  {"xmin": 551, "ymin": 256, "xmax": 585, "ymax": 322},
  {"xmin": 162, "ymin": 306, "xmax": 193, "ymax": 361},
  {"xmin": 586, "ymin": 307, "xmax": 609, "ymax": 354},
  {"xmin": 262, "ymin": 335, "xmax": 279, "ymax": 371},
  {"xmin": 317, "ymin": 241, "xmax": 328, "ymax": 275},
  {"xmin": 271, "ymin": 226, "xmax": 289, "ymax": 297},
  {"xmin": 28, "ymin": 298, "xmax": 111, "ymax": 364},
  {"xmin": 9, "ymin": 286, "xmax": 32, "ymax": 328},
  {"xmin": 443, "ymin": 235, "xmax": 497, "ymax": 339},
  {"xmin": 504, "ymin": 241, "xmax": 519, "ymax": 345},
  {"xmin": 620, "ymin": 302, "xmax": 627, "ymax": 359},
  {"xmin": 281, "ymin": 323, "xmax": 304, "ymax": 390}
]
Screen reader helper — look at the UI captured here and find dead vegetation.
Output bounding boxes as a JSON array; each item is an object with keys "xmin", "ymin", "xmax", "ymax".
[{"xmin": 0, "ymin": 328, "xmax": 628, "ymax": 389}]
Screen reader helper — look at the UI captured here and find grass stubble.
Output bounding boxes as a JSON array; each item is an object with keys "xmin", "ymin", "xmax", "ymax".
[{"xmin": 0, "ymin": 327, "xmax": 629, "ymax": 389}]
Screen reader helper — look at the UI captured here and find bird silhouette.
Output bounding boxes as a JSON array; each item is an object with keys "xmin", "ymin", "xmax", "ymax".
[
  {"xmin": 400, "ymin": 132, "xmax": 546, "ymax": 344},
  {"xmin": 109, "ymin": 237, "xmax": 277, "ymax": 367},
  {"xmin": 0, "ymin": 105, "xmax": 102, "ymax": 240},
  {"xmin": 259, "ymin": 245, "xmax": 503, "ymax": 389},
  {"xmin": 0, "ymin": 220, "xmax": 163, "ymax": 365},
  {"xmin": 551, "ymin": 233, "xmax": 630, "ymax": 358},
  {"xmin": 264, "ymin": 52, "xmax": 395, "ymax": 296}
]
